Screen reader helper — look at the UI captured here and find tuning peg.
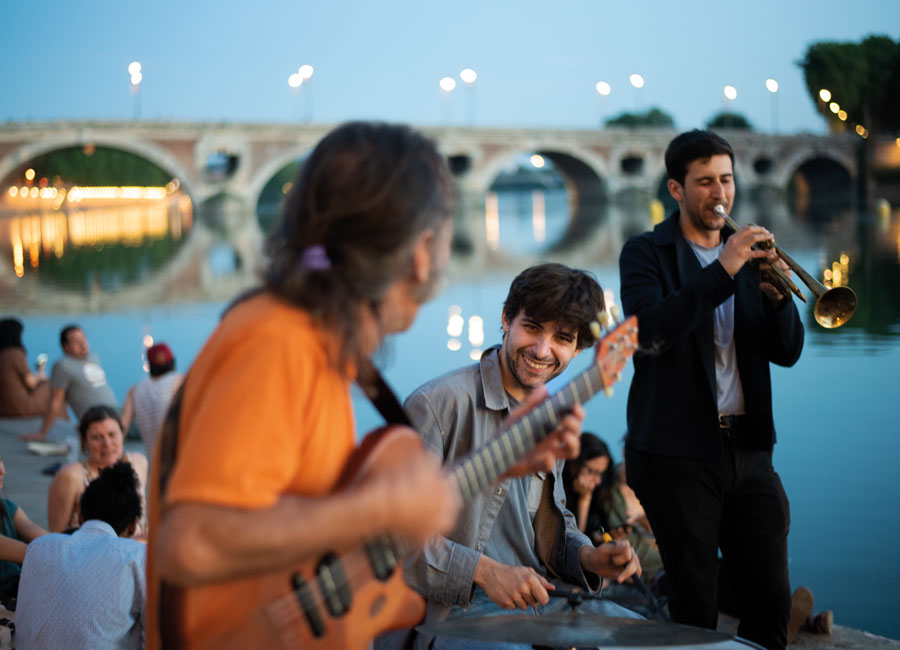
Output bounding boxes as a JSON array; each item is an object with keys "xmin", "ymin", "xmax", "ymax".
[
  {"xmin": 589, "ymin": 320, "xmax": 601, "ymax": 340},
  {"xmin": 604, "ymin": 386, "xmax": 614, "ymax": 398},
  {"xmin": 610, "ymin": 305, "xmax": 622, "ymax": 323},
  {"xmin": 597, "ymin": 311, "xmax": 611, "ymax": 328}
]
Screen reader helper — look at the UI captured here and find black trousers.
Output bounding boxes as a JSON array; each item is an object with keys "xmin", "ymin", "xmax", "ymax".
[{"xmin": 625, "ymin": 441, "xmax": 791, "ymax": 650}]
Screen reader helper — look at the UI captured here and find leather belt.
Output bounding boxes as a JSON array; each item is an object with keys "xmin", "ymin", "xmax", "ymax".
[{"xmin": 718, "ymin": 413, "xmax": 746, "ymax": 430}]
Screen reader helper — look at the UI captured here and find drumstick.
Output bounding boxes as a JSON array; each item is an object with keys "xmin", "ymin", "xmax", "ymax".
[{"xmin": 600, "ymin": 529, "xmax": 662, "ymax": 613}]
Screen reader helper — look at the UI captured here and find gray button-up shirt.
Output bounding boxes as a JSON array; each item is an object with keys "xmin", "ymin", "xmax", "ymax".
[{"xmin": 402, "ymin": 347, "xmax": 599, "ymax": 619}]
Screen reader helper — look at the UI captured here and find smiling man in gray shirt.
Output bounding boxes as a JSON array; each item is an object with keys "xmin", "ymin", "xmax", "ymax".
[{"xmin": 396, "ymin": 263, "xmax": 642, "ymax": 650}]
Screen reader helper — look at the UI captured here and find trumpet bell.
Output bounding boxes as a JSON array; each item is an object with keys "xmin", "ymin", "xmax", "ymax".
[{"xmin": 814, "ymin": 285, "xmax": 857, "ymax": 329}]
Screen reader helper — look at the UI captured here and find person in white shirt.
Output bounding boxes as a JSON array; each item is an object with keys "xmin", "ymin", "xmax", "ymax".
[
  {"xmin": 15, "ymin": 460, "xmax": 146, "ymax": 650},
  {"xmin": 121, "ymin": 342, "xmax": 184, "ymax": 457}
]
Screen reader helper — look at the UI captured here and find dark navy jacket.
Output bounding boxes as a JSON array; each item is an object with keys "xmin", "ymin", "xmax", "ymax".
[{"xmin": 619, "ymin": 212, "xmax": 804, "ymax": 460}]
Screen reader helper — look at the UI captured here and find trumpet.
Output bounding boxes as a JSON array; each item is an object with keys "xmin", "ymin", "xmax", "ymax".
[{"xmin": 714, "ymin": 205, "xmax": 857, "ymax": 329}]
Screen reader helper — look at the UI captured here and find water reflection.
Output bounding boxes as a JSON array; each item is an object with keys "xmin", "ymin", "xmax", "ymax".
[
  {"xmin": 2, "ymin": 182, "xmax": 899, "ymax": 345},
  {"xmin": 1, "ymin": 187, "xmax": 192, "ymax": 291}
]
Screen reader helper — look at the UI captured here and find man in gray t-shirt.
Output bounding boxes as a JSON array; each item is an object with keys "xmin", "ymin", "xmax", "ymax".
[{"xmin": 21, "ymin": 325, "xmax": 117, "ymax": 443}]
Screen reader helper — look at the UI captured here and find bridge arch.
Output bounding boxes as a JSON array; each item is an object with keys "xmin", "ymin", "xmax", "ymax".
[
  {"xmin": 246, "ymin": 143, "xmax": 317, "ymax": 211},
  {"xmin": 473, "ymin": 143, "xmax": 610, "ymax": 199},
  {"xmin": 0, "ymin": 135, "xmax": 199, "ymax": 201},
  {"xmin": 773, "ymin": 146, "xmax": 856, "ymax": 192}
]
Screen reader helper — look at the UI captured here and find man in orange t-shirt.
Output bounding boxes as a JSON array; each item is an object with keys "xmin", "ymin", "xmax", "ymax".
[{"xmin": 146, "ymin": 122, "xmax": 585, "ymax": 649}]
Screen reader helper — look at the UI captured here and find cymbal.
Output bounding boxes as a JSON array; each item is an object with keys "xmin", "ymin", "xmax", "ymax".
[{"xmin": 418, "ymin": 611, "xmax": 749, "ymax": 648}]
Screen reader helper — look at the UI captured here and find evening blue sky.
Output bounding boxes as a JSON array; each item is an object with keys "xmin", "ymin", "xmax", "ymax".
[{"xmin": 2, "ymin": 1, "xmax": 898, "ymax": 134}]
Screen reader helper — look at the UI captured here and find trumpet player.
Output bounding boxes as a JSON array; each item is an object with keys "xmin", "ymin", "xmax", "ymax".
[{"xmin": 618, "ymin": 130, "xmax": 804, "ymax": 650}]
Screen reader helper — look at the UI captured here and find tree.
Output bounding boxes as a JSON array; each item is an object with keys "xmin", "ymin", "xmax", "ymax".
[
  {"xmin": 706, "ymin": 111, "xmax": 753, "ymax": 130},
  {"xmin": 798, "ymin": 35, "xmax": 900, "ymax": 205},
  {"xmin": 798, "ymin": 35, "xmax": 900, "ymax": 134},
  {"xmin": 605, "ymin": 107, "xmax": 675, "ymax": 128}
]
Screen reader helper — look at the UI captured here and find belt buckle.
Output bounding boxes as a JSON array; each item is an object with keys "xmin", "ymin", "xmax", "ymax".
[{"xmin": 718, "ymin": 413, "xmax": 732, "ymax": 429}]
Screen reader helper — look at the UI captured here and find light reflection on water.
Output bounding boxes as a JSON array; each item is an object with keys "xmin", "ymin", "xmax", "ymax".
[{"xmin": 6, "ymin": 194, "xmax": 900, "ymax": 640}]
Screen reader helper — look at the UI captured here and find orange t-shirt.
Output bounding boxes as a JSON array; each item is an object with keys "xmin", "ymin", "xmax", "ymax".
[{"xmin": 146, "ymin": 293, "xmax": 357, "ymax": 648}]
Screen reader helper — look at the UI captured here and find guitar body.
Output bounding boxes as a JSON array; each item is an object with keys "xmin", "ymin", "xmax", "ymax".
[{"xmin": 171, "ymin": 426, "xmax": 427, "ymax": 650}]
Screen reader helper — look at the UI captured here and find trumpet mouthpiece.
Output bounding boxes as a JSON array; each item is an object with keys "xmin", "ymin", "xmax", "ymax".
[{"xmin": 714, "ymin": 205, "xmax": 727, "ymax": 217}]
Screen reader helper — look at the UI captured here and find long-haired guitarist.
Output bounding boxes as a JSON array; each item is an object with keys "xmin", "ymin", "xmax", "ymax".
[
  {"xmin": 382, "ymin": 263, "xmax": 643, "ymax": 650},
  {"xmin": 146, "ymin": 123, "xmax": 582, "ymax": 649}
]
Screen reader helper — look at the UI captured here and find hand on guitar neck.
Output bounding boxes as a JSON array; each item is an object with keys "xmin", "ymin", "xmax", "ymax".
[{"xmin": 501, "ymin": 386, "xmax": 584, "ymax": 479}]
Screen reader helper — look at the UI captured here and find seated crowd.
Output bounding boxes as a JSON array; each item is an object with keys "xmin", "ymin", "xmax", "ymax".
[{"xmin": 1, "ymin": 322, "xmax": 181, "ymax": 647}]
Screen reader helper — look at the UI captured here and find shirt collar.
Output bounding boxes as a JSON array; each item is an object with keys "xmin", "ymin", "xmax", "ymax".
[
  {"xmin": 76, "ymin": 519, "xmax": 118, "ymax": 537},
  {"xmin": 479, "ymin": 346, "xmax": 510, "ymax": 412}
]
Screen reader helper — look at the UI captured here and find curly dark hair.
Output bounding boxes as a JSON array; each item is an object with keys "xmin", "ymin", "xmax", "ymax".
[
  {"xmin": 502, "ymin": 263, "xmax": 605, "ymax": 350},
  {"xmin": 80, "ymin": 460, "xmax": 142, "ymax": 535}
]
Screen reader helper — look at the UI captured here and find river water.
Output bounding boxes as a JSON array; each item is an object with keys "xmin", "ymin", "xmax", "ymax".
[{"xmin": 2, "ymin": 186, "xmax": 899, "ymax": 639}]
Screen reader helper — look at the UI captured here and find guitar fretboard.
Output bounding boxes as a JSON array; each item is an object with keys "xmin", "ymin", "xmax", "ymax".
[{"xmin": 450, "ymin": 363, "xmax": 606, "ymax": 503}]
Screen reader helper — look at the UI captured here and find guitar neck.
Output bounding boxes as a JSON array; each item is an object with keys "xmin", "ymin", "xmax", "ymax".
[{"xmin": 449, "ymin": 364, "xmax": 605, "ymax": 503}]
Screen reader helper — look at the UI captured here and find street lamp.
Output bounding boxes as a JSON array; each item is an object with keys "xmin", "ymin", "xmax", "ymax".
[
  {"xmin": 628, "ymin": 74, "xmax": 644, "ymax": 112},
  {"xmin": 723, "ymin": 85, "xmax": 737, "ymax": 127},
  {"xmin": 765, "ymin": 78, "xmax": 779, "ymax": 133},
  {"xmin": 459, "ymin": 68, "xmax": 477, "ymax": 125},
  {"xmin": 288, "ymin": 73, "xmax": 302, "ymax": 121},
  {"xmin": 439, "ymin": 76, "xmax": 456, "ymax": 124},
  {"xmin": 129, "ymin": 61, "xmax": 143, "ymax": 120},
  {"xmin": 298, "ymin": 64, "xmax": 314, "ymax": 122},
  {"xmin": 595, "ymin": 81, "xmax": 611, "ymax": 128}
]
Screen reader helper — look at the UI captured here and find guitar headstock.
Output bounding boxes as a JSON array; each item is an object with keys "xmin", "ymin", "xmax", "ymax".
[{"xmin": 589, "ymin": 308, "xmax": 638, "ymax": 397}]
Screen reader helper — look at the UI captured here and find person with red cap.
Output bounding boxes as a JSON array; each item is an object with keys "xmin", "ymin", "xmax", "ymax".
[{"xmin": 121, "ymin": 342, "xmax": 184, "ymax": 457}]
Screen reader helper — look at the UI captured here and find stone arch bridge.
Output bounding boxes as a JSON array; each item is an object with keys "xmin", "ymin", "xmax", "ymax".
[{"xmin": 0, "ymin": 120, "xmax": 858, "ymax": 210}]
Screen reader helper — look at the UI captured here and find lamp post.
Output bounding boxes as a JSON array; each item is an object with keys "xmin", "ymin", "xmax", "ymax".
[
  {"xmin": 439, "ymin": 76, "xmax": 456, "ymax": 124},
  {"xmin": 128, "ymin": 61, "xmax": 142, "ymax": 121},
  {"xmin": 459, "ymin": 68, "xmax": 477, "ymax": 125},
  {"xmin": 298, "ymin": 64, "xmax": 314, "ymax": 122},
  {"xmin": 765, "ymin": 78, "xmax": 779, "ymax": 133},
  {"xmin": 288, "ymin": 72, "xmax": 303, "ymax": 121},
  {"xmin": 628, "ymin": 73, "xmax": 644, "ymax": 112},
  {"xmin": 288, "ymin": 65, "xmax": 314, "ymax": 122},
  {"xmin": 595, "ymin": 81, "xmax": 611, "ymax": 128},
  {"xmin": 723, "ymin": 85, "xmax": 737, "ymax": 128}
]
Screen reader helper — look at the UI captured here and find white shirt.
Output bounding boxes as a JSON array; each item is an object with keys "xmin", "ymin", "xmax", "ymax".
[
  {"xmin": 15, "ymin": 520, "xmax": 146, "ymax": 650},
  {"xmin": 133, "ymin": 371, "xmax": 182, "ymax": 456}
]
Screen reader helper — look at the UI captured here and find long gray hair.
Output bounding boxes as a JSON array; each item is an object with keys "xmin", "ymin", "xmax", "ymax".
[{"xmin": 264, "ymin": 122, "xmax": 454, "ymax": 376}]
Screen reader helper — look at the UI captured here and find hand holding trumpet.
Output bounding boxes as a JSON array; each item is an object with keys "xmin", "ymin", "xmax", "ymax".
[
  {"xmin": 718, "ymin": 223, "xmax": 792, "ymax": 305},
  {"xmin": 713, "ymin": 204, "xmax": 857, "ymax": 327}
]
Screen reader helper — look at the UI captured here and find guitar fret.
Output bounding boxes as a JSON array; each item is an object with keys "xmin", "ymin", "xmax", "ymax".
[
  {"xmin": 473, "ymin": 452, "xmax": 489, "ymax": 491},
  {"xmin": 485, "ymin": 442, "xmax": 502, "ymax": 481},
  {"xmin": 522, "ymin": 417, "xmax": 534, "ymax": 444},
  {"xmin": 582, "ymin": 371, "xmax": 593, "ymax": 397},
  {"xmin": 502, "ymin": 436, "xmax": 515, "ymax": 466},
  {"xmin": 463, "ymin": 462, "xmax": 478, "ymax": 498},
  {"xmin": 514, "ymin": 428, "xmax": 526, "ymax": 456},
  {"xmin": 543, "ymin": 401, "xmax": 557, "ymax": 427},
  {"xmin": 454, "ymin": 466, "xmax": 471, "ymax": 501},
  {"xmin": 572, "ymin": 380, "xmax": 582, "ymax": 404}
]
